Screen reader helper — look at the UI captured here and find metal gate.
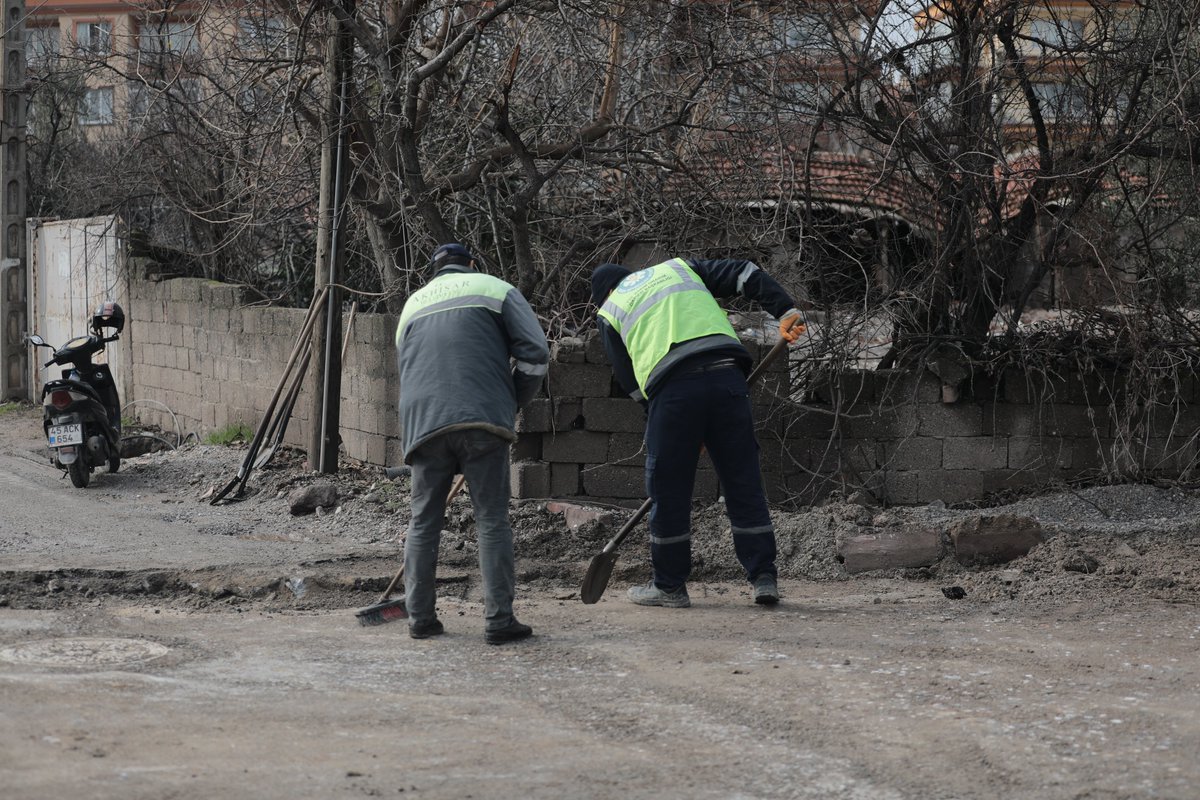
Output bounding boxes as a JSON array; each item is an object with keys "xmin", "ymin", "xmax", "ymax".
[{"xmin": 26, "ymin": 216, "xmax": 129, "ymax": 403}]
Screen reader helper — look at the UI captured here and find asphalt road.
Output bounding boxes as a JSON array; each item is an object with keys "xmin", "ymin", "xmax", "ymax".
[{"xmin": 1, "ymin": 407, "xmax": 1198, "ymax": 799}]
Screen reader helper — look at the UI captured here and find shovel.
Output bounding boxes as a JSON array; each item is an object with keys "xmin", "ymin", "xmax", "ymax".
[{"xmin": 579, "ymin": 337, "xmax": 790, "ymax": 604}]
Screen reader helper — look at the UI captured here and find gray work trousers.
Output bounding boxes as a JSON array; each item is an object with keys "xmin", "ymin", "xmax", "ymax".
[{"xmin": 404, "ymin": 429, "xmax": 516, "ymax": 632}]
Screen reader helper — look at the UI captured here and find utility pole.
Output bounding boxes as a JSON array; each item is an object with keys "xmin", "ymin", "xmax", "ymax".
[
  {"xmin": 0, "ymin": 0, "xmax": 28, "ymax": 401},
  {"xmin": 308, "ymin": 0, "xmax": 353, "ymax": 472}
]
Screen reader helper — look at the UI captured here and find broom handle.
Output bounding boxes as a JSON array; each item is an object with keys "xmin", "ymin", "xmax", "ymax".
[{"xmin": 377, "ymin": 474, "xmax": 469, "ymax": 602}]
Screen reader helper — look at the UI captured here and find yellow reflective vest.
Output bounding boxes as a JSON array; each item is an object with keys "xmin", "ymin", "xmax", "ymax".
[{"xmin": 597, "ymin": 258, "xmax": 738, "ymax": 395}]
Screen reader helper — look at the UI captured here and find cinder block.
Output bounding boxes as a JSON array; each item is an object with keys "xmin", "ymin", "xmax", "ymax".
[
  {"xmin": 584, "ymin": 330, "xmax": 608, "ymax": 364},
  {"xmin": 839, "ymin": 525, "xmax": 944, "ymax": 573},
  {"xmin": 943, "ymin": 437, "xmax": 1008, "ymax": 470},
  {"xmin": 546, "ymin": 363, "xmax": 612, "ymax": 398},
  {"xmin": 542, "ymin": 430, "xmax": 610, "ymax": 463},
  {"xmin": 694, "ymin": 468, "xmax": 719, "ymax": 500},
  {"xmin": 512, "ymin": 433, "xmax": 542, "ymax": 461},
  {"xmin": 550, "ymin": 463, "xmax": 581, "ymax": 496},
  {"xmin": 581, "ymin": 464, "xmax": 645, "ymax": 498},
  {"xmin": 877, "ymin": 370, "xmax": 941, "ymax": 405},
  {"xmin": 553, "ymin": 399, "xmax": 585, "ymax": 431},
  {"xmin": 581, "ymin": 397, "xmax": 646, "ymax": 433},
  {"xmin": 844, "ymin": 403, "xmax": 919, "ymax": 440},
  {"xmin": 1007, "ymin": 436, "xmax": 1071, "ymax": 470},
  {"xmin": 917, "ymin": 404, "xmax": 984, "ymax": 438},
  {"xmin": 516, "ymin": 399, "xmax": 552, "ymax": 433},
  {"xmin": 609, "ymin": 433, "xmax": 646, "ymax": 464},
  {"xmin": 880, "ymin": 437, "xmax": 943, "ymax": 471},
  {"xmin": 779, "ymin": 405, "xmax": 836, "ymax": 438},
  {"xmin": 511, "ymin": 461, "xmax": 551, "ymax": 499},
  {"xmin": 551, "ymin": 337, "xmax": 586, "ymax": 363},
  {"xmin": 366, "ymin": 433, "xmax": 387, "ymax": 466},
  {"xmin": 917, "ymin": 469, "xmax": 984, "ymax": 504}
]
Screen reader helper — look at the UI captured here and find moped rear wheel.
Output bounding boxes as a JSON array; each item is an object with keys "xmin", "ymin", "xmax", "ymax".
[{"xmin": 67, "ymin": 459, "xmax": 90, "ymax": 488}]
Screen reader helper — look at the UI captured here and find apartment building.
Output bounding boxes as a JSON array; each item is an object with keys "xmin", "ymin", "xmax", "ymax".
[{"xmin": 25, "ymin": 1, "xmax": 287, "ymax": 132}]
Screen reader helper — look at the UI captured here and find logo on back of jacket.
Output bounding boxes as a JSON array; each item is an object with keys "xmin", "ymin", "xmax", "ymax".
[
  {"xmin": 616, "ymin": 270, "xmax": 661, "ymax": 294},
  {"xmin": 421, "ymin": 277, "xmax": 473, "ymax": 304}
]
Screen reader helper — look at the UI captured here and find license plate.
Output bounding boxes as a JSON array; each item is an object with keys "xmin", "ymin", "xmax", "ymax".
[{"xmin": 48, "ymin": 423, "xmax": 83, "ymax": 447}]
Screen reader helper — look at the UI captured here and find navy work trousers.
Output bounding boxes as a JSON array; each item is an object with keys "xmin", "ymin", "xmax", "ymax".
[{"xmin": 643, "ymin": 363, "xmax": 777, "ymax": 590}]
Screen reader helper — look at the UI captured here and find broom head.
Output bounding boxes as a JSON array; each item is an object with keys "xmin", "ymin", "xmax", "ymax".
[{"xmin": 355, "ymin": 597, "xmax": 409, "ymax": 626}]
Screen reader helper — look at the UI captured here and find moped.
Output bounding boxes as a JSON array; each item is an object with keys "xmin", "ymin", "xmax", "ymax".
[{"xmin": 26, "ymin": 301, "xmax": 126, "ymax": 488}]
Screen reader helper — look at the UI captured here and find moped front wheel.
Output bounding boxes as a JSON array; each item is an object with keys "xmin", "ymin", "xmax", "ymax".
[{"xmin": 67, "ymin": 458, "xmax": 90, "ymax": 488}]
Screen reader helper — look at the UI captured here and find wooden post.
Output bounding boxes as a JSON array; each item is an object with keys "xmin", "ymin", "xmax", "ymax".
[{"xmin": 309, "ymin": 0, "xmax": 353, "ymax": 472}]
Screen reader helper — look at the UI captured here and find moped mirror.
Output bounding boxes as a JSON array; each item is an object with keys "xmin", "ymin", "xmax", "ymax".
[{"xmin": 26, "ymin": 334, "xmax": 47, "ymax": 347}]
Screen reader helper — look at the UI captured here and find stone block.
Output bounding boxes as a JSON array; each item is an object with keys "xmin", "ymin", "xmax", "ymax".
[
  {"xmin": 839, "ymin": 525, "xmax": 944, "ymax": 573},
  {"xmin": 546, "ymin": 500, "xmax": 613, "ymax": 530},
  {"xmin": 943, "ymin": 437, "xmax": 1008, "ymax": 470},
  {"xmin": 546, "ymin": 362, "xmax": 612, "ymax": 398},
  {"xmin": 950, "ymin": 514, "xmax": 1045, "ymax": 565},
  {"xmin": 542, "ymin": 430, "xmax": 611, "ymax": 464},
  {"xmin": 511, "ymin": 461, "xmax": 551, "ymax": 499},
  {"xmin": 581, "ymin": 397, "xmax": 646, "ymax": 433},
  {"xmin": 581, "ymin": 464, "xmax": 645, "ymax": 498},
  {"xmin": 551, "ymin": 463, "xmax": 581, "ymax": 496}
]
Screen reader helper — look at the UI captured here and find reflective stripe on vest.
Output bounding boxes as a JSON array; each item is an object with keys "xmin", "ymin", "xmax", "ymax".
[
  {"xmin": 395, "ymin": 272, "xmax": 511, "ymax": 348},
  {"xmin": 597, "ymin": 258, "xmax": 738, "ymax": 393}
]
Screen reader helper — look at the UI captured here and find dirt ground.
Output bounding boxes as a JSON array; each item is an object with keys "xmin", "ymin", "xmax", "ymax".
[{"xmin": 1, "ymin": 404, "xmax": 1198, "ymax": 799}]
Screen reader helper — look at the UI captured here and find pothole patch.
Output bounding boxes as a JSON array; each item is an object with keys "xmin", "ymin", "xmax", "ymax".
[{"xmin": 0, "ymin": 637, "xmax": 170, "ymax": 668}]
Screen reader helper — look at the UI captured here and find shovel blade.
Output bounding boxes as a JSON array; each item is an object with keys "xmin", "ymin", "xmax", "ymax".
[{"xmin": 580, "ymin": 550, "xmax": 619, "ymax": 604}]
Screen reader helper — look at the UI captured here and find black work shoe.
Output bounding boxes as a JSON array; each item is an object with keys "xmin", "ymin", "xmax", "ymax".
[
  {"xmin": 409, "ymin": 618, "xmax": 445, "ymax": 639},
  {"xmin": 752, "ymin": 574, "xmax": 780, "ymax": 605},
  {"xmin": 485, "ymin": 619, "xmax": 533, "ymax": 645}
]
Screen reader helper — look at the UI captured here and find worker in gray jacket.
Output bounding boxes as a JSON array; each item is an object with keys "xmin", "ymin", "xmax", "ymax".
[{"xmin": 395, "ymin": 243, "xmax": 549, "ymax": 644}]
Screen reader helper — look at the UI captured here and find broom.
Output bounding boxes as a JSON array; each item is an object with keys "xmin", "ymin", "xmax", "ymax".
[{"xmin": 355, "ymin": 474, "xmax": 467, "ymax": 626}]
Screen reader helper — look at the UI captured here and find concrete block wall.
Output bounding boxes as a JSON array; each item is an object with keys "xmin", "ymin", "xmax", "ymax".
[
  {"xmin": 126, "ymin": 268, "xmax": 400, "ymax": 465},
  {"xmin": 124, "ymin": 269, "xmax": 1200, "ymax": 504},
  {"xmin": 513, "ymin": 338, "xmax": 1200, "ymax": 507}
]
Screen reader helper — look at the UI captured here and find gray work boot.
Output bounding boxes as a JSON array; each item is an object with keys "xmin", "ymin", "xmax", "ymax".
[
  {"xmin": 627, "ymin": 581, "xmax": 691, "ymax": 608},
  {"xmin": 752, "ymin": 574, "xmax": 780, "ymax": 605}
]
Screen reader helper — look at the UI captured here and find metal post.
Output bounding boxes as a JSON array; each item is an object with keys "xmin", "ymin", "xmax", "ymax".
[{"xmin": 0, "ymin": 0, "xmax": 28, "ymax": 400}]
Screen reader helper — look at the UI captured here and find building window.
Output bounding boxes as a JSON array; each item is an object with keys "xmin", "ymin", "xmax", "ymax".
[
  {"xmin": 140, "ymin": 21, "xmax": 199, "ymax": 56},
  {"xmin": 1028, "ymin": 17, "xmax": 1086, "ymax": 54},
  {"xmin": 79, "ymin": 86, "xmax": 114, "ymax": 125},
  {"xmin": 774, "ymin": 14, "xmax": 834, "ymax": 54},
  {"xmin": 238, "ymin": 17, "xmax": 287, "ymax": 52},
  {"xmin": 27, "ymin": 26, "xmax": 60, "ymax": 66},
  {"xmin": 1032, "ymin": 81, "xmax": 1087, "ymax": 121},
  {"xmin": 75, "ymin": 21, "xmax": 112, "ymax": 56}
]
